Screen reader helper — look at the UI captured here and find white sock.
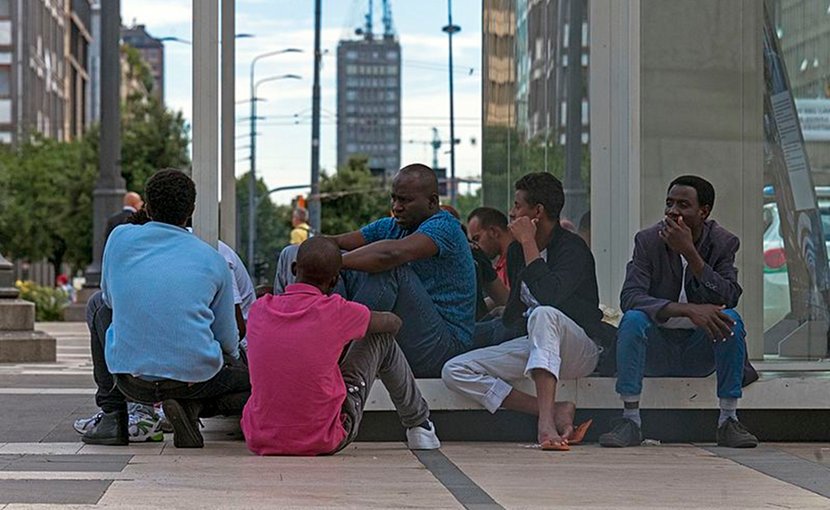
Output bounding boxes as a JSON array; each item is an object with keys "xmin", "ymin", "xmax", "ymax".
[
  {"xmin": 623, "ymin": 405, "xmax": 641, "ymax": 427},
  {"xmin": 718, "ymin": 398, "xmax": 738, "ymax": 427}
]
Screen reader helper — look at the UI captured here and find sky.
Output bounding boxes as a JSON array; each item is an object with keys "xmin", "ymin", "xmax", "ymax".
[{"xmin": 120, "ymin": 0, "xmax": 482, "ymax": 205}]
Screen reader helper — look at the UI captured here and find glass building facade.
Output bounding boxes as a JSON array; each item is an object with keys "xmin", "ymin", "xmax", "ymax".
[
  {"xmin": 482, "ymin": 0, "xmax": 589, "ymax": 227},
  {"xmin": 483, "ymin": 0, "xmax": 830, "ymax": 363}
]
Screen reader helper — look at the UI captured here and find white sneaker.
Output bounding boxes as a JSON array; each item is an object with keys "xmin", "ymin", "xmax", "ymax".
[{"xmin": 406, "ymin": 420, "xmax": 441, "ymax": 450}]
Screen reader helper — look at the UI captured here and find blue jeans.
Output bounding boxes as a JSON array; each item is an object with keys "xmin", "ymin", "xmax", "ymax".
[
  {"xmin": 472, "ymin": 318, "xmax": 523, "ymax": 349},
  {"xmin": 343, "ymin": 265, "xmax": 468, "ymax": 378},
  {"xmin": 615, "ymin": 309, "xmax": 746, "ymax": 399},
  {"xmin": 86, "ymin": 291, "xmax": 251, "ymax": 416}
]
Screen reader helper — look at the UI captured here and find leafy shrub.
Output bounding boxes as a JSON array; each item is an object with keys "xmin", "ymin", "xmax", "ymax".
[{"xmin": 15, "ymin": 280, "xmax": 68, "ymax": 321}]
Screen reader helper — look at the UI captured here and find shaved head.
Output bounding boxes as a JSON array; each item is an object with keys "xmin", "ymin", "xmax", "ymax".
[
  {"xmin": 123, "ymin": 191, "xmax": 143, "ymax": 210},
  {"xmin": 395, "ymin": 163, "xmax": 439, "ymax": 195},
  {"xmin": 294, "ymin": 237, "xmax": 342, "ymax": 288}
]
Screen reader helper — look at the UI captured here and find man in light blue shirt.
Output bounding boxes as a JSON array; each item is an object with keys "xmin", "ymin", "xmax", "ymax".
[
  {"xmin": 82, "ymin": 169, "xmax": 250, "ymax": 449},
  {"xmin": 330, "ymin": 164, "xmax": 476, "ymax": 377}
]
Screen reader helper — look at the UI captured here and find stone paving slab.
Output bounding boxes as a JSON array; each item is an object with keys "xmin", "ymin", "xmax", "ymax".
[{"xmin": 0, "ymin": 480, "xmax": 112, "ymax": 505}]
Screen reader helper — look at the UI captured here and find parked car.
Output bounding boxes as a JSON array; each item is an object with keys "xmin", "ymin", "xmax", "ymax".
[{"xmin": 762, "ymin": 187, "xmax": 830, "ymax": 331}]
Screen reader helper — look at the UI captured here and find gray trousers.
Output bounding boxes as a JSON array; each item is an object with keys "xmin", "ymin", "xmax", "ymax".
[{"xmin": 333, "ymin": 333, "xmax": 430, "ymax": 453}]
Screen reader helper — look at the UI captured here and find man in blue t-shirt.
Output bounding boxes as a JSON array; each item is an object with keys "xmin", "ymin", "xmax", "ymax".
[{"xmin": 330, "ymin": 164, "xmax": 476, "ymax": 377}]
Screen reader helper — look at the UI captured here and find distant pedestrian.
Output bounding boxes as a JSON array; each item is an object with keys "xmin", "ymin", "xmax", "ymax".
[
  {"xmin": 290, "ymin": 207, "xmax": 313, "ymax": 245},
  {"xmin": 105, "ymin": 192, "xmax": 143, "ymax": 242}
]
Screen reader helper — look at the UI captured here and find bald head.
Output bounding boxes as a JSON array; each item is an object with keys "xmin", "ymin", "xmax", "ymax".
[
  {"xmin": 123, "ymin": 192, "xmax": 143, "ymax": 210},
  {"xmin": 395, "ymin": 163, "xmax": 439, "ymax": 195},
  {"xmin": 294, "ymin": 237, "xmax": 342, "ymax": 290}
]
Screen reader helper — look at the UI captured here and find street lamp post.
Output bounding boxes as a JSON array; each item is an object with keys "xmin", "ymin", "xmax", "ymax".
[
  {"xmin": 443, "ymin": 0, "xmax": 461, "ymax": 207},
  {"xmin": 247, "ymin": 52, "xmax": 301, "ymax": 278}
]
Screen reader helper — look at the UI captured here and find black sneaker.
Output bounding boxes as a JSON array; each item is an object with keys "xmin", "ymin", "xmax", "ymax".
[
  {"xmin": 82, "ymin": 409, "xmax": 128, "ymax": 446},
  {"xmin": 599, "ymin": 418, "xmax": 642, "ymax": 448},
  {"xmin": 717, "ymin": 418, "xmax": 758, "ymax": 448},
  {"xmin": 162, "ymin": 399, "xmax": 204, "ymax": 448}
]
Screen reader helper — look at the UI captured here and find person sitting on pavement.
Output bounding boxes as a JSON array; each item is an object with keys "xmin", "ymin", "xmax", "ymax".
[
  {"xmin": 77, "ymin": 209, "xmax": 257, "ymax": 441},
  {"xmin": 329, "ymin": 163, "xmax": 476, "ymax": 378},
  {"xmin": 598, "ymin": 175, "xmax": 758, "ymax": 449},
  {"xmin": 466, "ymin": 207, "xmax": 520, "ymax": 349},
  {"xmin": 242, "ymin": 237, "xmax": 440, "ymax": 455},
  {"xmin": 442, "ymin": 173, "xmax": 603, "ymax": 450},
  {"xmin": 468, "ymin": 207, "xmax": 513, "ymax": 292},
  {"xmin": 81, "ymin": 169, "xmax": 250, "ymax": 449}
]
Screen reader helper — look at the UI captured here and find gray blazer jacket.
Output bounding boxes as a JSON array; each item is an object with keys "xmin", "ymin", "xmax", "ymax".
[{"xmin": 620, "ymin": 219, "xmax": 742, "ymax": 322}]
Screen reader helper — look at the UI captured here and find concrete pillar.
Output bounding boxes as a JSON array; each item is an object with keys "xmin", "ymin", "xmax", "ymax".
[
  {"xmin": 590, "ymin": 0, "xmax": 642, "ymax": 310},
  {"xmin": 220, "ymin": 0, "xmax": 236, "ymax": 249},
  {"xmin": 192, "ymin": 0, "xmax": 220, "ymax": 247},
  {"xmin": 590, "ymin": 0, "xmax": 764, "ymax": 359}
]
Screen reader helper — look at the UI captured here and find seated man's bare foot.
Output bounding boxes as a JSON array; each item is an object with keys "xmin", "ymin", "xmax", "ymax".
[
  {"xmin": 537, "ymin": 416, "xmax": 565, "ymax": 447},
  {"xmin": 553, "ymin": 401, "xmax": 576, "ymax": 441}
]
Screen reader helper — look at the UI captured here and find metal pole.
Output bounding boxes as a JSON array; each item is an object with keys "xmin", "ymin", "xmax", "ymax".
[
  {"xmin": 248, "ymin": 66, "xmax": 256, "ymax": 277},
  {"xmin": 443, "ymin": 0, "xmax": 460, "ymax": 206},
  {"xmin": 563, "ymin": 0, "xmax": 587, "ymax": 223},
  {"xmin": 85, "ymin": 0, "xmax": 125, "ymax": 287},
  {"xmin": 220, "ymin": 0, "xmax": 236, "ymax": 249},
  {"xmin": 309, "ymin": 0, "xmax": 322, "ymax": 232},
  {"xmin": 246, "ymin": 51, "xmax": 300, "ymax": 277}
]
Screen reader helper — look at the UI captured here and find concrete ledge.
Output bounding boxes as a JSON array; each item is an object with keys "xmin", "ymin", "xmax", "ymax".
[
  {"xmin": 0, "ymin": 330, "xmax": 57, "ymax": 362},
  {"xmin": 365, "ymin": 373, "xmax": 830, "ymax": 411},
  {"xmin": 0, "ymin": 300, "xmax": 35, "ymax": 331}
]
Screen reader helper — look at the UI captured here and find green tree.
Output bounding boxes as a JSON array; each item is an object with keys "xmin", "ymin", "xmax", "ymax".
[
  {"xmin": 236, "ymin": 172, "xmax": 292, "ymax": 285},
  {"xmin": 0, "ymin": 136, "xmax": 96, "ymax": 275},
  {"xmin": 118, "ymin": 44, "xmax": 190, "ymax": 192},
  {"xmin": 0, "ymin": 46, "xmax": 189, "ymax": 276},
  {"xmin": 320, "ymin": 156, "xmax": 389, "ymax": 235}
]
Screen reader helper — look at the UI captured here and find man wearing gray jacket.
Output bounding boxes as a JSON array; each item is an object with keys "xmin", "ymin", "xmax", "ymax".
[{"xmin": 599, "ymin": 175, "xmax": 758, "ymax": 449}]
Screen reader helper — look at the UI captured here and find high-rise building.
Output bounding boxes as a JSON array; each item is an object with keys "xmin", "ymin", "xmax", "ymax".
[
  {"xmin": 336, "ymin": 1, "xmax": 401, "ymax": 177},
  {"xmin": 0, "ymin": 0, "xmax": 92, "ymax": 144},
  {"xmin": 481, "ymin": 0, "xmax": 589, "ymax": 211},
  {"xmin": 120, "ymin": 23, "xmax": 164, "ymax": 103}
]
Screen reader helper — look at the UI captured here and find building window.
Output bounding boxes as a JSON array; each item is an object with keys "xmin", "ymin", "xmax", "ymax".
[
  {"xmin": 0, "ymin": 65, "xmax": 10, "ymax": 96},
  {"xmin": 0, "ymin": 131, "xmax": 11, "ymax": 144},
  {"xmin": 0, "ymin": 0, "xmax": 9, "ymax": 18},
  {"xmin": 0, "ymin": 99, "xmax": 10, "ymax": 123},
  {"xmin": 0, "ymin": 21, "xmax": 10, "ymax": 46},
  {"xmin": 346, "ymin": 50, "xmax": 358, "ymax": 60}
]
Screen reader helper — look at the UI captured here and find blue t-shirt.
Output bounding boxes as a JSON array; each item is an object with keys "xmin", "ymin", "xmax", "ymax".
[{"xmin": 360, "ymin": 210, "xmax": 475, "ymax": 345}]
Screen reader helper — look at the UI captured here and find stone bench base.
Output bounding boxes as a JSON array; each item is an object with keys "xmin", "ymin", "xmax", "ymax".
[
  {"xmin": 0, "ymin": 330, "xmax": 57, "ymax": 362},
  {"xmin": 365, "ymin": 374, "xmax": 830, "ymax": 411}
]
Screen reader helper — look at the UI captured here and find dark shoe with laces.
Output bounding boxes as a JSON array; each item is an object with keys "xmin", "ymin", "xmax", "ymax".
[
  {"xmin": 717, "ymin": 418, "xmax": 758, "ymax": 448},
  {"xmin": 81, "ymin": 409, "xmax": 128, "ymax": 446},
  {"xmin": 162, "ymin": 399, "xmax": 204, "ymax": 448},
  {"xmin": 599, "ymin": 418, "xmax": 642, "ymax": 448}
]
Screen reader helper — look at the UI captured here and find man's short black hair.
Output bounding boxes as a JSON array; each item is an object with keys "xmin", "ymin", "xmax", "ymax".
[
  {"xmin": 397, "ymin": 163, "xmax": 439, "ymax": 195},
  {"xmin": 515, "ymin": 172, "xmax": 565, "ymax": 221},
  {"xmin": 144, "ymin": 169, "xmax": 196, "ymax": 226},
  {"xmin": 668, "ymin": 175, "xmax": 715, "ymax": 210},
  {"xmin": 295, "ymin": 237, "xmax": 341, "ymax": 286},
  {"xmin": 468, "ymin": 206, "xmax": 508, "ymax": 230}
]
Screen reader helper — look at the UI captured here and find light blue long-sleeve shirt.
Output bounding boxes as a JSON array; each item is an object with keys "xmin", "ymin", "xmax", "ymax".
[{"xmin": 102, "ymin": 221, "xmax": 239, "ymax": 383}]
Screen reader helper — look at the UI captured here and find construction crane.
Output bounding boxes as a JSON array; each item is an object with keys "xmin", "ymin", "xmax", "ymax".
[
  {"xmin": 405, "ymin": 127, "xmax": 472, "ymax": 170},
  {"xmin": 355, "ymin": 0, "xmax": 395, "ymax": 40}
]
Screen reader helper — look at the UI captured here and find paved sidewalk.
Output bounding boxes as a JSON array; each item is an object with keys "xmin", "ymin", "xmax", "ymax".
[{"xmin": 0, "ymin": 323, "xmax": 828, "ymax": 508}]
